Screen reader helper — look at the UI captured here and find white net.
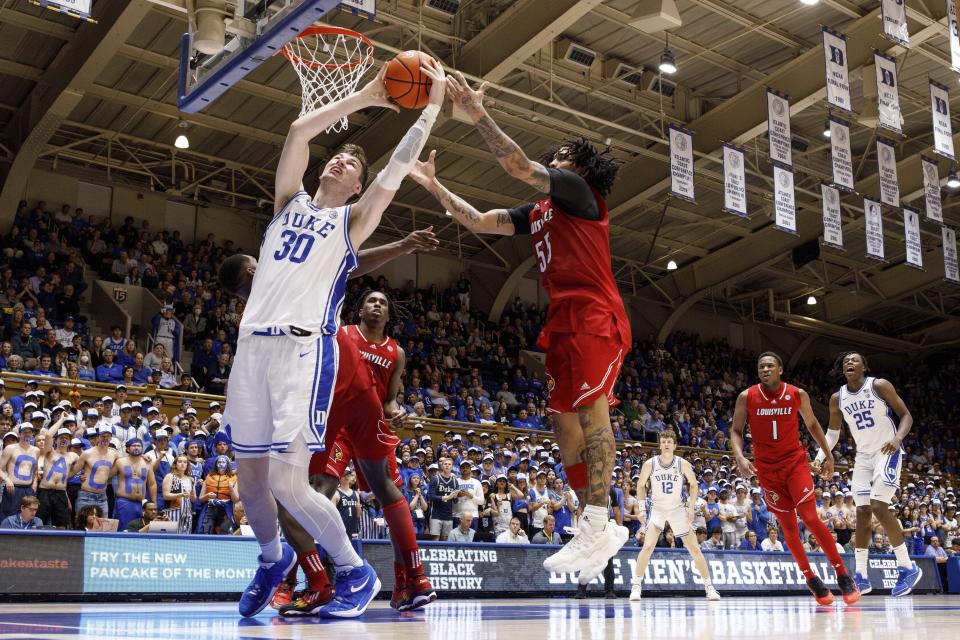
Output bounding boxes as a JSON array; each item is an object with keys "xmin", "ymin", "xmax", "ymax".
[{"xmin": 282, "ymin": 26, "xmax": 375, "ymax": 132}]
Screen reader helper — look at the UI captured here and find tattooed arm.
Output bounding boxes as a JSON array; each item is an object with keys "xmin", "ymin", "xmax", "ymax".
[
  {"xmin": 409, "ymin": 150, "xmax": 518, "ymax": 236},
  {"xmin": 446, "ymin": 71, "xmax": 551, "ymax": 193}
]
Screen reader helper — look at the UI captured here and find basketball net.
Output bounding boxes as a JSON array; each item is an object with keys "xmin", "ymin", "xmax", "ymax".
[{"xmin": 282, "ymin": 26, "xmax": 375, "ymax": 132}]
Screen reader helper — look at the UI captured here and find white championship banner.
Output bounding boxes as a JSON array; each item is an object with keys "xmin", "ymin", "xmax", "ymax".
[
  {"xmin": 821, "ymin": 183, "xmax": 844, "ymax": 250},
  {"xmin": 773, "ymin": 163, "xmax": 796, "ymax": 234},
  {"xmin": 944, "ymin": 226, "xmax": 960, "ymax": 282},
  {"xmin": 829, "ymin": 117, "xmax": 854, "ymax": 191},
  {"xmin": 921, "ymin": 155, "xmax": 944, "ymax": 223},
  {"xmin": 669, "ymin": 124, "xmax": 695, "ymax": 202},
  {"xmin": 723, "ymin": 143, "xmax": 747, "ymax": 217},
  {"xmin": 823, "ymin": 27, "xmax": 851, "ymax": 112},
  {"xmin": 904, "ymin": 207, "xmax": 923, "ymax": 270},
  {"xmin": 767, "ymin": 89, "xmax": 792, "ymax": 167},
  {"xmin": 930, "ymin": 80, "xmax": 955, "ymax": 159},
  {"xmin": 881, "ymin": 0, "xmax": 909, "ymax": 47},
  {"xmin": 949, "ymin": 0, "xmax": 960, "ymax": 71},
  {"xmin": 864, "ymin": 197, "xmax": 885, "ymax": 260},
  {"xmin": 876, "ymin": 137, "xmax": 900, "ymax": 207},
  {"xmin": 875, "ymin": 52, "xmax": 902, "ymax": 134}
]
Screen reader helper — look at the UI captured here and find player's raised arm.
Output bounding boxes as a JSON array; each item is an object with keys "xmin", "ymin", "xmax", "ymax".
[
  {"xmin": 274, "ymin": 66, "xmax": 400, "ymax": 213},
  {"xmin": 797, "ymin": 389, "xmax": 833, "ymax": 479},
  {"xmin": 349, "ymin": 228, "xmax": 439, "ymax": 279},
  {"xmin": 348, "ymin": 59, "xmax": 446, "ymax": 249},
  {"xmin": 446, "ymin": 72, "xmax": 550, "ymax": 193},
  {"xmin": 872, "ymin": 378, "xmax": 914, "ymax": 455},
  {"xmin": 814, "ymin": 392, "xmax": 843, "ymax": 468},
  {"xmin": 729, "ymin": 390, "xmax": 755, "ymax": 478}
]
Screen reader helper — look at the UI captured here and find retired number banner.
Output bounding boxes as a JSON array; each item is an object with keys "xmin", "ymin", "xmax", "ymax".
[
  {"xmin": 874, "ymin": 52, "xmax": 902, "ymax": 134},
  {"xmin": 864, "ymin": 198, "xmax": 885, "ymax": 260},
  {"xmin": 723, "ymin": 143, "xmax": 747, "ymax": 217},
  {"xmin": 773, "ymin": 163, "xmax": 796, "ymax": 234},
  {"xmin": 829, "ymin": 117, "xmax": 854, "ymax": 190},
  {"xmin": 767, "ymin": 89, "xmax": 792, "ymax": 167},
  {"xmin": 881, "ymin": 0, "xmax": 909, "ymax": 47},
  {"xmin": 930, "ymin": 80, "xmax": 955, "ymax": 159},
  {"xmin": 904, "ymin": 207, "xmax": 923, "ymax": 270},
  {"xmin": 823, "ymin": 28, "xmax": 851, "ymax": 111},
  {"xmin": 876, "ymin": 138, "xmax": 899, "ymax": 207},
  {"xmin": 921, "ymin": 156, "xmax": 943, "ymax": 223},
  {"xmin": 944, "ymin": 226, "xmax": 959, "ymax": 282},
  {"xmin": 668, "ymin": 124, "xmax": 695, "ymax": 202},
  {"xmin": 821, "ymin": 184, "xmax": 844, "ymax": 250},
  {"xmin": 949, "ymin": 0, "xmax": 960, "ymax": 71}
]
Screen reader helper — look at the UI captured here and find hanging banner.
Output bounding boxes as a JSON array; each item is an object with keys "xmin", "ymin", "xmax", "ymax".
[
  {"xmin": 904, "ymin": 207, "xmax": 924, "ymax": 270},
  {"xmin": 881, "ymin": 0, "xmax": 909, "ymax": 47},
  {"xmin": 722, "ymin": 143, "xmax": 747, "ymax": 217},
  {"xmin": 944, "ymin": 226, "xmax": 959, "ymax": 282},
  {"xmin": 930, "ymin": 80, "xmax": 955, "ymax": 160},
  {"xmin": 767, "ymin": 88, "xmax": 792, "ymax": 167},
  {"xmin": 823, "ymin": 27, "xmax": 851, "ymax": 112},
  {"xmin": 874, "ymin": 52, "xmax": 902, "ymax": 134},
  {"xmin": 876, "ymin": 137, "xmax": 900, "ymax": 207},
  {"xmin": 773, "ymin": 163, "xmax": 796, "ymax": 234},
  {"xmin": 949, "ymin": 0, "xmax": 960, "ymax": 71},
  {"xmin": 921, "ymin": 156, "xmax": 944, "ymax": 223},
  {"xmin": 864, "ymin": 197, "xmax": 885, "ymax": 260},
  {"xmin": 821, "ymin": 183, "xmax": 844, "ymax": 250},
  {"xmin": 829, "ymin": 117, "xmax": 854, "ymax": 191},
  {"xmin": 668, "ymin": 124, "xmax": 695, "ymax": 203}
]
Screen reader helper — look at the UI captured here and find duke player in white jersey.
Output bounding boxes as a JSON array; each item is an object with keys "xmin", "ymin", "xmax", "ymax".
[
  {"xmin": 629, "ymin": 430, "xmax": 720, "ymax": 601},
  {"xmin": 217, "ymin": 59, "xmax": 446, "ymax": 618},
  {"xmin": 815, "ymin": 351, "xmax": 922, "ymax": 597}
]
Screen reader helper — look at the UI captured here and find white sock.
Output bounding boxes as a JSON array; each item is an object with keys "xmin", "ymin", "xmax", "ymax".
[
  {"xmin": 855, "ymin": 548, "xmax": 869, "ymax": 575},
  {"xmin": 892, "ymin": 543, "xmax": 911, "ymax": 568},
  {"xmin": 269, "ymin": 457, "xmax": 362, "ymax": 570},
  {"xmin": 582, "ymin": 504, "xmax": 609, "ymax": 529},
  {"xmin": 259, "ymin": 535, "xmax": 282, "ymax": 564}
]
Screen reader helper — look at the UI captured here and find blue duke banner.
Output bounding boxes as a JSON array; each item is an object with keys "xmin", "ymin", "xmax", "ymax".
[
  {"xmin": 930, "ymin": 80, "xmax": 954, "ymax": 159},
  {"xmin": 875, "ymin": 52, "xmax": 902, "ymax": 134},
  {"xmin": 823, "ymin": 28, "xmax": 851, "ymax": 111}
]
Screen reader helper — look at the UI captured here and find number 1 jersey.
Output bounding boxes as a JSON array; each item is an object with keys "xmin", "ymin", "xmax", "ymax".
[
  {"xmin": 240, "ymin": 192, "xmax": 357, "ymax": 338},
  {"xmin": 745, "ymin": 382, "xmax": 805, "ymax": 467}
]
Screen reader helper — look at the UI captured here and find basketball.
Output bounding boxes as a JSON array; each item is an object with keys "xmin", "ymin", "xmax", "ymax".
[{"xmin": 383, "ymin": 50, "xmax": 433, "ymax": 109}]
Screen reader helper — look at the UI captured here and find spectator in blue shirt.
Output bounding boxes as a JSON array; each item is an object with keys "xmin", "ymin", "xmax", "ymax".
[
  {"xmin": 511, "ymin": 409, "xmax": 537, "ymax": 430},
  {"xmin": 739, "ymin": 530, "xmax": 762, "ymax": 550},
  {"xmin": 95, "ymin": 350, "xmax": 123, "ymax": 383},
  {"xmin": 704, "ymin": 487, "xmax": 721, "ymax": 533},
  {"xmin": 749, "ymin": 488, "xmax": 772, "ymax": 539},
  {"xmin": 0, "ymin": 495, "xmax": 43, "ymax": 529}
]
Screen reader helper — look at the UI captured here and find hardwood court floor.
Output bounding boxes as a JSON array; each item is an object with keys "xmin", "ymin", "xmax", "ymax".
[{"xmin": 0, "ymin": 595, "xmax": 955, "ymax": 639}]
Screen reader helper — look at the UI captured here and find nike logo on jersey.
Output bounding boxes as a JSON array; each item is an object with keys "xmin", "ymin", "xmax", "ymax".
[
  {"xmin": 350, "ymin": 577, "xmax": 370, "ymax": 593},
  {"xmin": 299, "ymin": 351, "xmax": 311, "ymax": 358}
]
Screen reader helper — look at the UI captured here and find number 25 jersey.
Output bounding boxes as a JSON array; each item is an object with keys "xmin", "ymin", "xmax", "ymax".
[{"xmin": 746, "ymin": 382, "xmax": 805, "ymax": 467}]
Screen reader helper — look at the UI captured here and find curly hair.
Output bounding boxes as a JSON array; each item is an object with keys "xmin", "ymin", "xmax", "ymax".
[
  {"xmin": 757, "ymin": 351, "xmax": 783, "ymax": 367},
  {"xmin": 356, "ymin": 288, "xmax": 411, "ymax": 326},
  {"xmin": 829, "ymin": 351, "xmax": 869, "ymax": 380},
  {"xmin": 536, "ymin": 137, "xmax": 623, "ymax": 196}
]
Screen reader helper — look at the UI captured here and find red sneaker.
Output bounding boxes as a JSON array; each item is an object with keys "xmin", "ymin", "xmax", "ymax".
[
  {"xmin": 278, "ymin": 586, "xmax": 335, "ymax": 617},
  {"xmin": 806, "ymin": 576, "xmax": 835, "ymax": 606},
  {"xmin": 390, "ymin": 565, "xmax": 408, "ymax": 610},
  {"xmin": 270, "ymin": 581, "xmax": 295, "ymax": 609},
  {"xmin": 398, "ymin": 574, "xmax": 436, "ymax": 611}
]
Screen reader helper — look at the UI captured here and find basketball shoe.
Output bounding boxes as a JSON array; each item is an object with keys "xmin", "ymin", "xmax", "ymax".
[
  {"xmin": 389, "ymin": 565, "xmax": 408, "ymax": 610},
  {"xmin": 239, "ymin": 543, "xmax": 297, "ymax": 617},
  {"xmin": 806, "ymin": 576, "xmax": 835, "ymax": 606},
  {"xmin": 270, "ymin": 579, "xmax": 296, "ymax": 609},
  {"xmin": 837, "ymin": 574, "xmax": 861, "ymax": 604},
  {"xmin": 853, "ymin": 571, "xmax": 872, "ymax": 595},
  {"xmin": 278, "ymin": 585, "xmax": 336, "ymax": 616},
  {"xmin": 545, "ymin": 517, "xmax": 628, "ymax": 577},
  {"xmin": 892, "ymin": 563, "xmax": 922, "ymax": 597},
  {"xmin": 572, "ymin": 521, "xmax": 630, "ymax": 584},
  {"xmin": 628, "ymin": 579, "xmax": 642, "ymax": 602},
  {"xmin": 317, "ymin": 560, "xmax": 381, "ymax": 619},
  {"xmin": 397, "ymin": 574, "xmax": 437, "ymax": 611},
  {"xmin": 704, "ymin": 584, "xmax": 721, "ymax": 601}
]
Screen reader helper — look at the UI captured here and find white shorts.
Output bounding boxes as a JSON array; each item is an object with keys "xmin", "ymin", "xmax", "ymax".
[
  {"xmin": 851, "ymin": 447, "xmax": 903, "ymax": 507},
  {"xmin": 429, "ymin": 518, "xmax": 453, "ymax": 537},
  {"xmin": 222, "ymin": 331, "xmax": 339, "ymax": 459},
  {"xmin": 649, "ymin": 504, "xmax": 691, "ymax": 538}
]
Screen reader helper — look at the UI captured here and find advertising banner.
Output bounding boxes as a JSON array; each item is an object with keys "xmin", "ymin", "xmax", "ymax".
[{"xmin": 0, "ymin": 532, "xmax": 84, "ymax": 594}]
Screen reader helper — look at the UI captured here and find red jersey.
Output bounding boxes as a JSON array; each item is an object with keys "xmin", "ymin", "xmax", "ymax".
[
  {"xmin": 745, "ymin": 382, "xmax": 805, "ymax": 466},
  {"xmin": 343, "ymin": 324, "xmax": 399, "ymax": 402},
  {"xmin": 527, "ymin": 191, "xmax": 630, "ymax": 346}
]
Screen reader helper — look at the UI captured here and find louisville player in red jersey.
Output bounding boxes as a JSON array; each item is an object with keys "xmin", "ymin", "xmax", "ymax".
[
  {"xmin": 410, "ymin": 72, "xmax": 630, "ymax": 583},
  {"xmin": 729, "ymin": 351, "xmax": 860, "ymax": 605},
  {"xmin": 275, "ymin": 289, "xmax": 435, "ymax": 614}
]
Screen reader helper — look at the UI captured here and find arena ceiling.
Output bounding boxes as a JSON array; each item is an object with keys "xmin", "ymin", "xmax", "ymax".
[{"xmin": 1, "ymin": 0, "xmax": 959, "ymax": 353}]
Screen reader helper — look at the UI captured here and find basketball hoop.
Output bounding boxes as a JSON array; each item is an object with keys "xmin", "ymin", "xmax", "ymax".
[{"xmin": 282, "ymin": 25, "xmax": 375, "ymax": 132}]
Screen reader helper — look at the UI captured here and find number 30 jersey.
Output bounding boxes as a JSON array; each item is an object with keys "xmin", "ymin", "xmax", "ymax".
[
  {"xmin": 838, "ymin": 377, "xmax": 897, "ymax": 455},
  {"xmin": 240, "ymin": 192, "xmax": 358, "ymax": 339},
  {"xmin": 746, "ymin": 382, "xmax": 805, "ymax": 467}
]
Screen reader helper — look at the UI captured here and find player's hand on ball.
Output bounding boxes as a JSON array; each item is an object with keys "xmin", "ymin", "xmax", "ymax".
[
  {"xmin": 402, "ymin": 226, "xmax": 439, "ymax": 254},
  {"xmin": 447, "ymin": 71, "xmax": 488, "ymax": 117},
  {"xmin": 409, "ymin": 149, "xmax": 438, "ymax": 187},
  {"xmin": 419, "ymin": 57, "xmax": 447, "ymax": 108},
  {"xmin": 880, "ymin": 437, "xmax": 901, "ymax": 456},
  {"xmin": 360, "ymin": 65, "xmax": 400, "ymax": 113}
]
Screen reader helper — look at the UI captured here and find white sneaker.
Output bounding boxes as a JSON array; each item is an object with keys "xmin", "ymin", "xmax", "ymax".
[
  {"xmin": 574, "ymin": 520, "xmax": 629, "ymax": 584},
  {"xmin": 629, "ymin": 580, "xmax": 642, "ymax": 602},
  {"xmin": 543, "ymin": 519, "xmax": 598, "ymax": 573},
  {"xmin": 705, "ymin": 584, "xmax": 721, "ymax": 601}
]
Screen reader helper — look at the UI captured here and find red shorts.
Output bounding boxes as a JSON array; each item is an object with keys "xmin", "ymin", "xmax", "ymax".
[
  {"xmin": 755, "ymin": 454, "xmax": 815, "ymax": 514},
  {"xmin": 311, "ymin": 430, "xmax": 402, "ymax": 491},
  {"xmin": 543, "ymin": 331, "xmax": 626, "ymax": 414}
]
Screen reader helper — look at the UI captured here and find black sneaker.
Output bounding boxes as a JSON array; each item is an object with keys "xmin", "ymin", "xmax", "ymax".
[
  {"xmin": 575, "ymin": 584, "xmax": 587, "ymax": 600},
  {"xmin": 806, "ymin": 576, "xmax": 835, "ymax": 606},
  {"xmin": 604, "ymin": 590, "xmax": 616, "ymax": 599},
  {"xmin": 837, "ymin": 574, "xmax": 861, "ymax": 605}
]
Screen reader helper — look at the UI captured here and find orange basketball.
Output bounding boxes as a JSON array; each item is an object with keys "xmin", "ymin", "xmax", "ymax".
[{"xmin": 384, "ymin": 50, "xmax": 433, "ymax": 110}]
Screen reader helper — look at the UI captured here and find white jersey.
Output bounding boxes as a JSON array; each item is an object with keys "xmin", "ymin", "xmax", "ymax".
[
  {"xmin": 241, "ymin": 192, "xmax": 357, "ymax": 338},
  {"xmin": 649, "ymin": 454, "xmax": 686, "ymax": 511},
  {"xmin": 838, "ymin": 376, "xmax": 898, "ymax": 455}
]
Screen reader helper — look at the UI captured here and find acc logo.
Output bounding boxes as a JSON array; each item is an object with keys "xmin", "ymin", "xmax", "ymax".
[
  {"xmin": 333, "ymin": 445, "xmax": 344, "ymax": 462},
  {"xmin": 767, "ymin": 490, "xmax": 779, "ymax": 504},
  {"xmin": 328, "ymin": 210, "xmax": 338, "ymax": 220}
]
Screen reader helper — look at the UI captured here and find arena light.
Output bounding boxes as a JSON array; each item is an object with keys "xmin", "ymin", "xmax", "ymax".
[
  {"xmin": 822, "ymin": 124, "xmax": 831, "ymax": 138},
  {"xmin": 799, "ymin": 0, "xmax": 819, "ymax": 6},
  {"xmin": 666, "ymin": 260, "xmax": 678, "ymax": 270},
  {"xmin": 658, "ymin": 47, "xmax": 677, "ymax": 75},
  {"xmin": 948, "ymin": 172, "xmax": 960, "ymax": 188},
  {"xmin": 806, "ymin": 295, "xmax": 818, "ymax": 305},
  {"xmin": 174, "ymin": 120, "xmax": 190, "ymax": 149}
]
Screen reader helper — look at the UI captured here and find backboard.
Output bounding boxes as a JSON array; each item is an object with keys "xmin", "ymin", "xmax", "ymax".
[{"xmin": 177, "ymin": 0, "xmax": 374, "ymax": 114}]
